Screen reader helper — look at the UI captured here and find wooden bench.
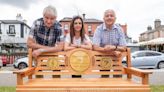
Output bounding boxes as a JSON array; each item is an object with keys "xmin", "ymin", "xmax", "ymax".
[{"xmin": 14, "ymin": 48, "xmax": 152, "ymax": 92}]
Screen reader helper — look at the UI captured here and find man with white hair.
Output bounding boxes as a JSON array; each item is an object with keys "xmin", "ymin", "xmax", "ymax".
[
  {"xmin": 93, "ymin": 9, "xmax": 127, "ymax": 78},
  {"xmin": 27, "ymin": 5, "xmax": 63, "ymax": 78},
  {"xmin": 27, "ymin": 5, "xmax": 63, "ymax": 58},
  {"xmin": 93, "ymin": 9, "xmax": 126, "ymax": 55}
]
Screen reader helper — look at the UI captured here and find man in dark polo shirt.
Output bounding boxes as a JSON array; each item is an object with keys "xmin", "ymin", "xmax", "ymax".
[{"xmin": 27, "ymin": 5, "xmax": 63, "ymax": 78}]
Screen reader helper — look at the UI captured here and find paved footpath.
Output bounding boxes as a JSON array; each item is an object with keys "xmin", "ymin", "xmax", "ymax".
[
  {"xmin": 0, "ymin": 67, "xmax": 164, "ymax": 86},
  {"xmin": 0, "ymin": 71, "xmax": 16, "ymax": 86},
  {"xmin": 149, "ymin": 69, "xmax": 164, "ymax": 85}
]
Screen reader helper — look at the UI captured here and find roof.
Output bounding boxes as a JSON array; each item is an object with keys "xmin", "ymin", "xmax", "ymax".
[
  {"xmin": 0, "ymin": 20, "xmax": 24, "ymax": 24},
  {"xmin": 140, "ymin": 25, "xmax": 164, "ymax": 35},
  {"xmin": 138, "ymin": 37, "xmax": 164, "ymax": 45},
  {"xmin": 0, "ymin": 20, "xmax": 30, "ymax": 28},
  {"xmin": 59, "ymin": 17, "xmax": 103, "ymax": 23},
  {"xmin": 84, "ymin": 19, "xmax": 103, "ymax": 23},
  {"xmin": 59, "ymin": 17, "xmax": 72, "ymax": 22}
]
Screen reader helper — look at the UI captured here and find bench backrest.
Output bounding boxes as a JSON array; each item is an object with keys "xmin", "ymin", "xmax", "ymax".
[{"xmin": 28, "ymin": 48, "xmax": 131, "ymax": 77}]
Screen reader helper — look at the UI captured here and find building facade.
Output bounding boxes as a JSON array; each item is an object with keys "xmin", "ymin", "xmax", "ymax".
[
  {"xmin": 0, "ymin": 19, "xmax": 30, "ymax": 53},
  {"xmin": 59, "ymin": 14, "xmax": 103, "ymax": 38},
  {"xmin": 139, "ymin": 19, "xmax": 164, "ymax": 52},
  {"xmin": 59, "ymin": 14, "xmax": 130, "ymax": 42},
  {"xmin": 139, "ymin": 19, "xmax": 164, "ymax": 41}
]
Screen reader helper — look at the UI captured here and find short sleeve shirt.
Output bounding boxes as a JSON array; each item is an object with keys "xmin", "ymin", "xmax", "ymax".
[
  {"xmin": 93, "ymin": 23, "xmax": 126, "ymax": 47},
  {"xmin": 65, "ymin": 34, "xmax": 91, "ymax": 45},
  {"xmin": 29, "ymin": 18, "xmax": 62, "ymax": 46}
]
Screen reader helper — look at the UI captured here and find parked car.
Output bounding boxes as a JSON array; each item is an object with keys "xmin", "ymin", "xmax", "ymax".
[
  {"xmin": 13, "ymin": 57, "xmax": 28, "ymax": 69},
  {"xmin": 122, "ymin": 50, "xmax": 164, "ymax": 69},
  {"xmin": 1, "ymin": 55, "xmax": 7, "ymax": 66},
  {"xmin": 0, "ymin": 58, "xmax": 2, "ymax": 68}
]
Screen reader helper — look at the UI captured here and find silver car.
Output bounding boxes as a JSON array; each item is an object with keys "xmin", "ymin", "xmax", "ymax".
[{"xmin": 122, "ymin": 50, "xmax": 164, "ymax": 69}]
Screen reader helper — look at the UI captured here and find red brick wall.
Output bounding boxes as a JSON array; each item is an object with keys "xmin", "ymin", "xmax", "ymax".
[{"xmin": 60, "ymin": 21, "xmax": 127, "ymax": 37}]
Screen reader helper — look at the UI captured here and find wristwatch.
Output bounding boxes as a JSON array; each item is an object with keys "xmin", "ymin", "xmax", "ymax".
[
  {"xmin": 115, "ymin": 45, "xmax": 117, "ymax": 50},
  {"xmin": 38, "ymin": 49, "xmax": 45, "ymax": 53}
]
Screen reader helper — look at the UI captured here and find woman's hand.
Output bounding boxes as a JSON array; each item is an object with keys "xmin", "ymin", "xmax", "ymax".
[{"xmin": 70, "ymin": 44, "xmax": 78, "ymax": 47}]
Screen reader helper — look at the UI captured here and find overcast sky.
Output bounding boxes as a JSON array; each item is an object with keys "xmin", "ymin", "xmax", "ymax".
[{"xmin": 0, "ymin": 0, "xmax": 164, "ymax": 41}]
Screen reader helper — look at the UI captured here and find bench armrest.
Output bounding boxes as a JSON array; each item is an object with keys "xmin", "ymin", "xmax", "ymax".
[
  {"xmin": 124, "ymin": 67, "xmax": 152, "ymax": 84},
  {"xmin": 125, "ymin": 67, "xmax": 152, "ymax": 76},
  {"xmin": 13, "ymin": 67, "xmax": 35, "ymax": 77}
]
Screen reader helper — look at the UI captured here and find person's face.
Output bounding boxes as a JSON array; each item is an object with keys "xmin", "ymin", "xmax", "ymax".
[
  {"xmin": 43, "ymin": 13, "xmax": 56, "ymax": 28},
  {"xmin": 103, "ymin": 10, "xmax": 116, "ymax": 27},
  {"xmin": 73, "ymin": 19, "xmax": 82, "ymax": 32}
]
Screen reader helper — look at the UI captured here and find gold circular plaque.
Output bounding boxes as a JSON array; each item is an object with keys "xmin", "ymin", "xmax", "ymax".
[
  {"xmin": 47, "ymin": 57, "xmax": 59, "ymax": 70},
  {"xmin": 100, "ymin": 57, "xmax": 113, "ymax": 70},
  {"xmin": 69, "ymin": 50, "xmax": 90, "ymax": 73}
]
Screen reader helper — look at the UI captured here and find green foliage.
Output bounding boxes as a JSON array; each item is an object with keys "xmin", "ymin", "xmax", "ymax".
[
  {"xmin": 0, "ymin": 85, "xmax": 164, "ymax": 92},
  {"xmin": 0, "ymin": 87, "xmax": 15, "ymax": 92},
  {"xmin": 151, "ymin": 85, "xmax": 164, "ymax": 92}
]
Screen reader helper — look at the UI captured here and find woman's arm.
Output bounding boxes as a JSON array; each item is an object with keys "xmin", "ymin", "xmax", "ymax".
[
  {"xmin": 64, "ymin": 42, "xmax": 76, "ymax": 51},
  {"xmin": 80, "ymin": 41, "xmax": 92, "ymax": 50}
]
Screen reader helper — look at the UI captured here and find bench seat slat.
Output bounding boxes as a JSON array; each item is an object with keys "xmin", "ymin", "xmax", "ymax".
[{"xmin": 17, "ymin": 78, "xmax": 150, "ymax": 88}]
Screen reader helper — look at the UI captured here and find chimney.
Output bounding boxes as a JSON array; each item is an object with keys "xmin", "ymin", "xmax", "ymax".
[
  {"xmin": 147, "ymin": 25, "xmax": 152, "ymax": 31},
  {"xmin": 16, "ymin": 13, "xmax": 23, "ymax": 21},
  {"xmin": 154, "ymin": 19, "xmax": 161, "ymax": 29},
  {"xmin": 82, "ymin": 13, "xmax": 86, "ymax": 19}
]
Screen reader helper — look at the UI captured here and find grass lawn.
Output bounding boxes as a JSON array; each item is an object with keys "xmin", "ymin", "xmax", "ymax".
[
  {"xmin": 0, "ymin": 85, "xmax": 164, "ymax": 92},
  {"xmin": 0, "ymin": 87, "xmax": 15, "ymax": 92},
  {"xmin": 150, "ymin": 85, "xmax": 164, "ymax": 92}
]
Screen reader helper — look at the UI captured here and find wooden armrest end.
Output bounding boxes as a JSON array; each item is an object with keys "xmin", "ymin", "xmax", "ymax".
[
  {"xmin": 125, "ymin": 67, "xmax": 152, "ymax": 77},
  {"xmin": 13, "ymin": 67, "xmax": 35, "ymax": 75}
]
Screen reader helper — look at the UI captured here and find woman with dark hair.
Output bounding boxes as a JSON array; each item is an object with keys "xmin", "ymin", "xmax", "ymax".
[{"xmin": 64, "ymin": 16, "xmax": 92, "ymax": 51}]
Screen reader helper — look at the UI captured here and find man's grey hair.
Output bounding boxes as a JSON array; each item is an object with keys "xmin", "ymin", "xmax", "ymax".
[
  {"xmin": 104, "ymin": 9, "xmax": 116, "ymax": 17},
  {"xmin": 43, "ymin": 5, "xmax": 57, "ymax": 17}
]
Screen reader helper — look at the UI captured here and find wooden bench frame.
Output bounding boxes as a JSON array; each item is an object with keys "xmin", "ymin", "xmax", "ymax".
[{"xmin": 14, "ymin": 48, "xmax": 152, "ymax": 92}]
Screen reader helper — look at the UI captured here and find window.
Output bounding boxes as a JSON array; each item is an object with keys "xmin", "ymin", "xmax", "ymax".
[
  {"xmin": 88, "ymin": 25, "xmax": 92, "ymax": 34},
  {"xmin": 162, "ymin": 30, "xmax": 164, "ymax": 37},
  {"xmin": 64, "ymin": 24, "xmax": 69, "ymax": 33},
  {"xmin": 64, "ymin": 24, "xmax": 68, "ymax": 30},
  {"xmin": 9, "ymin": 25, "xmax": 15, "ymax": 34},
  {"xmin": 146, "ymin": 52, "xmax": 161, "ymax": 56},
  {"xmin": 88, "ymin": 25, "xmax": 92, "ymax": 32},
  {"xmin": 0, "ymin": 23, "xmax": 1, "ymax": 34},
  {"xmin": 136, "ymin": 52, "xmax": 146, "ymax": 57},
  {"xmin": 25, "ymin": 27, "xmax": 28, "ymax": 34}
]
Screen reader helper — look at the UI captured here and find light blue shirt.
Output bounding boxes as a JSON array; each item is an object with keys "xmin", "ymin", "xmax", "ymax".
[{"xmin": 93, "ymin": 23, "xmax": 126, "ymax": 47}]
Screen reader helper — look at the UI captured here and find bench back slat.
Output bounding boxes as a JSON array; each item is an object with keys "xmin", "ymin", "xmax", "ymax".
[{"xmin": 29, "ymin": 48, "xmax": 129, "ymax": 77}]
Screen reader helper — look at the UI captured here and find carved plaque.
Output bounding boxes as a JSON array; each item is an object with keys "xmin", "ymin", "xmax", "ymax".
[
  {"xmin": 69, "ymin": 50, "xmax": 90, "ymax": 73},
  {"xmin": 47, "ymin": 57, "xmax": 59, "ymax": 70},
  {"xmin": 100, "ymin": 57, "xmax": 113, "ymax": 70}
]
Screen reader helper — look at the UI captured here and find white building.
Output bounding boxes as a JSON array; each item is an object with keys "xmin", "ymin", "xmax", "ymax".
[
  {"xmin": 0, "ymin": 16, "xmax": 30, "ymax": 52},
  {"xmin": 0, "ymin": 20, "xmax": 30, "ymax": 43}
]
